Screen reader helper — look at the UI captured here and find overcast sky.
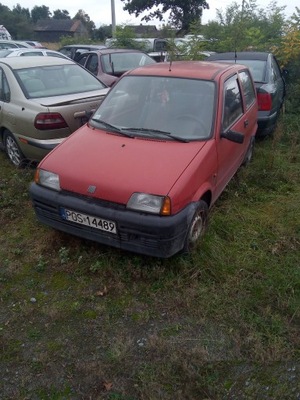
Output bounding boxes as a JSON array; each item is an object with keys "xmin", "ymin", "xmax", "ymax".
[{"xmin": 2, "ymin": 0, "xmax": 298, "ymax": 28}]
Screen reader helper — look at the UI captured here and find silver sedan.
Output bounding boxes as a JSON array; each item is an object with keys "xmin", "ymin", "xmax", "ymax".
[{"xmin": 0, "ymin": 57, "xmax": 109, "ymax": 166}]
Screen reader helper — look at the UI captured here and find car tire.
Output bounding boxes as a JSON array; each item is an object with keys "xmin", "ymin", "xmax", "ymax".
[
  {"xmin": 3, "ymin": 130, "xmax": 25, "ymax": 167},
  {"xmin": 182, "ymin": 200, "xmax": 208, "ymax": 255},
  {"xmin": 242, "ymin": 136, "xmax": 255, "ymax": 166}
]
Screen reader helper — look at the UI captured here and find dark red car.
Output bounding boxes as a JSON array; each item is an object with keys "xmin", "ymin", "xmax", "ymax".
[
  {"xmin": 76, "ymin": 48, "xmax": 156, "ymax": 86},
  {"xmin": 30, "ymin": 61, "xmax": 258, "ymax": 258}
]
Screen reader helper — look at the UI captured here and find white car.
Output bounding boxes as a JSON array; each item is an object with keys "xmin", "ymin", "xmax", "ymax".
[
  {"xmin": 0, "ymin": 48, "xmax": 71, "ymax": 60},
  {"xmin": 0, "ymin": 40, "xmax": 32, "ymax": 49}
]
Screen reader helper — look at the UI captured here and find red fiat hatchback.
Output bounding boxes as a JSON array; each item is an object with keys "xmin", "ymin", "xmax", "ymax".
[{"xmin": 30, "ymin": 61, "xmax": 258, "ymax": 258}]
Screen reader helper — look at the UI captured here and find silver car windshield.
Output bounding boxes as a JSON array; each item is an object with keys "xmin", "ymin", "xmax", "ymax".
[
  {"xmin": 92, "ymin": 75, "xmax": 215, "ymax": 141},
  {"xmin": 15, "ymin": 64, "xmax": 107, "ymax": 98}
]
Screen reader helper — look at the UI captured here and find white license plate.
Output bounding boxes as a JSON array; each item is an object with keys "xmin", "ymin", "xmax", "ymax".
[{"xmin": 60, "ymin": 208, "xmax": 117, "ymax": 234}]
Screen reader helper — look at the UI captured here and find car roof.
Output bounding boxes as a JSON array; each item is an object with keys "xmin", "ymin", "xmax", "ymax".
[
  {"xmin": 125, "ymin": 60, "xmax": 248, "ymax": 80},
  {"xmin": 0, "ymin": 56, "xmax": 75, "ymax": 69},
  {"xmin": 80, "ymin": 48, "xmax": 148, "ymax": 55},
  {"xmin": 207, "ymin": 52, "xmax": 270, "ymax": 61},
  {"xmin": 60, "ymin": 44, "xmax": 106, "ymax": 49}
]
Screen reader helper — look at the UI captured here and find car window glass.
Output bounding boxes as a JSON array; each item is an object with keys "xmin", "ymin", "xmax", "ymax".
[
  {"xmin": 59, "ymin": 48, "xmax": 72, "ymax": 58},
  {"xmin": 102, "ymin": 53, "xmax": 155, "ymax": 75},
  {"xmin": 46, "ymin": 51, "xmax": 64, "ymax": 58},
  {"xmin": 223, "ymin": 74, "xmax": 243, "ymax": 131},
  {"xmin": 77, "ymin": 54, "xmax": 89, "ymax": 66},
  {"xmin": 0, "ymin": 68, "xmax": 10, "ymax": 102},
  {"xmin": 93, "ymin": 75, "xmax": 215, "ymax": 140},
  {"xmin": 21, "ymin": 52, "xmax": 43, "ymax": 56},
  {"xmin": 270, "ymin": 56, "xmax": 281, "ymax": 82},
  {"xmin": 216, "ymin": 59, "xmax": 266, "ymax": 82},
  {"xmin": 0, "ymin": 42, "xmax": 17, "ymax": 49},
  {"xmin": 86, "ymin": 54, "xmax": 98, "ymax": 75},
  {"xmin": 15, "ymin": 64, "xmax": 106, "ymax": 98},
  {"xmin": 239, "ymin": 70, "xmax": 256, "ymax": 110}
]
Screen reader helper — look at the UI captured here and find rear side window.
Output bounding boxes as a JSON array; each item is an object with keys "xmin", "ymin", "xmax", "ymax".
[
  {"xmin": 270, "ymin": 56, "xmax": 282, "ymax": 82},
  {"xmin": 0, "ymin": 68, "xmax": 10, "ymax": 102},
  {"xmin": 239, "ymin": 70, "xmax": 256, "ymax": 109},
  {"xmin": 86, "ymin": 54, "xmax": 98, "ymax": 75},
  {"xmin": 223, "ymin": 74, "xmax": 243, "ymax": 130}
]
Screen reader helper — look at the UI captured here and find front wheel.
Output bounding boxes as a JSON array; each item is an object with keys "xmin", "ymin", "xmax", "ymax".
[
  {"xmin": 182, "ymin": 200, "xmax": 208, "ymax": 255},
  {"xmin": 3, "ymin": 131, "xmax": 25, "ymax": 167}
]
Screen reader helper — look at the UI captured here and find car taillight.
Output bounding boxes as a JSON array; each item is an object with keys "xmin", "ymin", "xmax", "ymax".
[
  {"xmin": 34, "ymin": 113, "xmax": 68, "ymax": 130},
  {"xmin": 257, "ymin": 92, "xmax": 272, "ymax": 111}
]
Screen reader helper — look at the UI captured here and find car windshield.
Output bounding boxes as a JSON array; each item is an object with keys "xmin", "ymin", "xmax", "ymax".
[
  {"xmin": 215, "ymin": 59, "xmax": 266, "ymax": 82},
  {"xmin": 15, "ymin": 64, "xmax": 107, "ymax": 98},
  {"xmin": 91, "ymin": 75, "xmax": 215, "ymax": 141},
  {"xmin": 102, "ymin": 53, "xmax": 156, "ymax": 75},
  {"xmin": 0, "ymin": 49, "xmax": 14, "ymax": 57}
]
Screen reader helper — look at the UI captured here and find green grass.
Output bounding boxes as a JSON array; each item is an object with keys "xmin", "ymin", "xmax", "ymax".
[{"xmin": 0, "ymin": 114, "xmax": 299, "ymax": 399}]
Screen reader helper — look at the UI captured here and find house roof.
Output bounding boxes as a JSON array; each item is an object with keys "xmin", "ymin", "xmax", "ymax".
[
  {"xmin": 34, "ymin": 19, "xmax": 84, "ymax": 32},
  {"xmin": 127, "ymin": 25, "xmax": 158, "ymax": 35}
]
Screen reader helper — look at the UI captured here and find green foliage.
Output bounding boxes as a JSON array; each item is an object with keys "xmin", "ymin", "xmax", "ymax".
[
  {"xmin": 109, "ymin": 25, "xmax": 148, "ymax": 50},
  {"xmin": 31, "ymin": 5, "xmax": 51, "ymax": 23},
  {"xmin": 73, "ymin": 9, "xmax": 96, "ymax": 35},
  {"xmin": 52, "ymin": 9, "xmax": 70, "ymax": 20},
  {"xmin": 201, "ymin": 0, "xmax": 287, "ymax": 52},
  {"xmin": 121, "ymin": 0, "xmax": 209, "ymax": 32}
]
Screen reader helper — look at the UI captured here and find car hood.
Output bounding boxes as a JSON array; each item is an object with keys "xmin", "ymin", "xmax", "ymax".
[{"xmin": 40, "ymin": 127, "xmax": 207, "ymax": 204}]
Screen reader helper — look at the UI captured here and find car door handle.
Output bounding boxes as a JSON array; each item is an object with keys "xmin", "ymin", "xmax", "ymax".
[{"xmin": 244, "ymin": 119, "xmax": 249, "ymax": 127}]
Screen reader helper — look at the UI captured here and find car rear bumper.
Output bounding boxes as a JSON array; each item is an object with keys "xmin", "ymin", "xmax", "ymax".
[
  {"xmin": 257, "ymin": 109, "xmax": 279, "ymax": 136},
  {"xmin": 30, "ymin": 183, "xmax": 197, "ymax": 258}
]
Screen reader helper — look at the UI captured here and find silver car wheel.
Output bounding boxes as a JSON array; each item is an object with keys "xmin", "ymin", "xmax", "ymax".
[{"xmin": 4, "ymin": 132, "xmax": 23, "ymax": 167}]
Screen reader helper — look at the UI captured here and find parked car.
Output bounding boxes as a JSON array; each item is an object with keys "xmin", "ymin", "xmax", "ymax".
[
  {"xmin": 76, "ymin": 48, "xmax": 157, "ymax": 86},
  {"xmin": 0, "ymin": 57, "xmax": 109, "ymax": 166},
  {"xmin": 0, "ymin": 48, "xmax": 71, "ymax": 59},
  {"xmin": 0, "ymin": 40, "xmax": 32, "ymax": 49},
  {"xmin": 23, "ymin": 40, "xmax": 45, "ymax": 48},
  {"xmin": 207, "ymin": 51, "xmax": 286, "ymax": 137},
  {"xmin": 30, "ymin": 61, "xmax": 258, "ymax": 258},
  {"xmin": 58, "ymin": 44, "xmax": 107, "ymax": 61}
]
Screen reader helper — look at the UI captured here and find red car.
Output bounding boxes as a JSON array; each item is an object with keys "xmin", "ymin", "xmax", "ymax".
[
  {"xmin": 76, "ymin": 48, "xmax": 156, "ymax": 86},
  {"xmin": 30, "ymin": 61, "xmax": 258, "ymax": 258}
]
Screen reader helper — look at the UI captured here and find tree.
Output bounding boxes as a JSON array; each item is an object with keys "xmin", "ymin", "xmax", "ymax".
[
  {"xmin": 12, "ymin": 3, "xmax": 30, "ymax": 20},
  {"xmin": 52, "ymin": 9, "xmax": 71, "ymax": 19},
  {"xmin": 31, "ymin": 5, "xmax": 51, "ymax": 23},
  {"xmin": 73, "ymin": 9, "xmax": 95, "ymax": 36},
  {"xmin": 121, "ymin": 0, "xmax": 209, "ymax": 34},
  {"xmin": 94, "ymin": 25, "xmax": 112, "ymax": 41},
  {"xmin": 201, "ymin": 0, "xmax": 286, "ymax": 52}
]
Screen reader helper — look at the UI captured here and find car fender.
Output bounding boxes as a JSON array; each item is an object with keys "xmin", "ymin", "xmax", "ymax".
[{"xmin": 192, "ymin": 180, "xmax": 214, "ymax": 208}]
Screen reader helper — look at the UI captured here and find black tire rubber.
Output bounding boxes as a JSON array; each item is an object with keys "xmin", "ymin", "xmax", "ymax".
[{"xmin": 182, "ymin": 200, "xmax": 208, "ymax": 255}]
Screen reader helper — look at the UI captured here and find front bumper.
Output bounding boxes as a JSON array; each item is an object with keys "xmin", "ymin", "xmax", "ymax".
[{"xmin": 29, "ymin": 183, "xmax": 198, "ymax": 258}]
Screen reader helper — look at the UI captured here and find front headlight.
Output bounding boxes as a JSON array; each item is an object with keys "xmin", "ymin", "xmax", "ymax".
[
  {"xmin": 127, "ymin": 193, "xmax": 171, "ymax": 215},
  {"xmin": 34, "ymin": 168, "xmax": 61, "ymax": 191}
]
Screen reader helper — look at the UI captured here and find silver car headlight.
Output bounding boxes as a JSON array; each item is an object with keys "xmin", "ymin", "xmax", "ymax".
[
  {"xmin": 35, "ymin": 168, "xmax": 61, "ymax": 191},
  {"xmin": 127, "ymin": 193, "xmax": 171, "ymax": 215}
]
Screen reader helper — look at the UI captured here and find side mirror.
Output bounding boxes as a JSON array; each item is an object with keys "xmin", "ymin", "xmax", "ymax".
[{"xmin": 221, "ymin": 130, "xmax": 244, "ymax": 144}]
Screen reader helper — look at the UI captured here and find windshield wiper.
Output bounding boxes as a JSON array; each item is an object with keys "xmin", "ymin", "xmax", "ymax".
[
  {"xmin": 91, "ymin": 118, "xmax": 134, "ymax": 138},
  {"xmin": 122, "ymin": 127, "xmax": 189, "ymax": 142}
]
